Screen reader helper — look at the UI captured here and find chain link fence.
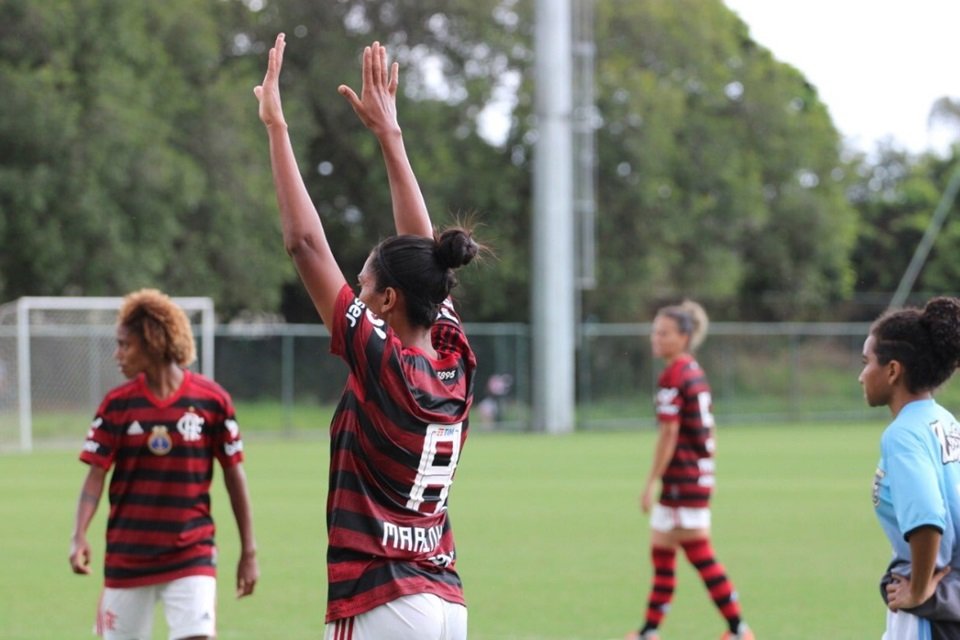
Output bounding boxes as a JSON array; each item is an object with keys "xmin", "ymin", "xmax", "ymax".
[{"xmin": 5, "ymin": 318, "xmax": 949, "ymax": 450}]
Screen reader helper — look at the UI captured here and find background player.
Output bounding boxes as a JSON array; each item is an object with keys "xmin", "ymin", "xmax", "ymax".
[
  {"xmin": 255, "ymin": 35, "xmax": 481, "ymax": 639},
  {"xmin": 627, "ymin": 300, "xmax": 753, "ymax": 640},
  {"xmin": 863, "ymin": 297, "xmax": 960, "ymax": 639},
  {"xmin": 69, "ymin": 288, "xmax": 258, "ymax": 640}
]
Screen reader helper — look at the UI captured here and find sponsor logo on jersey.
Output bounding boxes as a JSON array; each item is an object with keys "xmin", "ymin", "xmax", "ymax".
[
  {"xmin": 364, "ymin": 309, "xmax": 387, "ymax": 340},
  {"xmin": 872, "ymin": 467, "xmax": 885, "ymax": 507},
  {"xmin": 126, "ymin": 421, "xmax": 143, "ymax": 436},
  {"xmin": 656, "ymin": 387, "xmax": 680, "ymax": 415},
  {"xmin": 82, "ymin": 440, "xmax": 99, "ymax": 454},
  {"xmin": 224, "ymin": 440, "xmax": 243, "ymax": 457},
  {"xmin": 225, "ymin": 419, "xmax": 240, "ymax": 438},
  {"xmin": 176, "ymin": 409, "xmax": 204, "ymax": 442},
  {"xmin": 931, "ymin": 419, "xmax": 960, "ymax": 464},
  {"xmin": 148, "ymin": 426, "xmax": 173, "ymax": 455},
  {"xmin": 345, "ymin": 298, "xmax": 387, "ymax": 340}
]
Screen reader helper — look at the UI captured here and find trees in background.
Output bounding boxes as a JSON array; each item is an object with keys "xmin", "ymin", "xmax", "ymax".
[
  {"xmin": 0, "ymin": 0, "xmax": 956, "ymax": 321},
  {"xmin": 0, "ymin": 0, "xmax": 287, "ymax": 316}
]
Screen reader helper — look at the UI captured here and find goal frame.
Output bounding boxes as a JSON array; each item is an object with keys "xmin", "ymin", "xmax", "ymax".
[{"xmin": 3, "ymin": 296, "xmax": 214, "ymax": 452}]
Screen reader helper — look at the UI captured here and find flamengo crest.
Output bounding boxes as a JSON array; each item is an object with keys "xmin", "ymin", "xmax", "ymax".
[{"xmin": 177, "ymin": 409, "xmax": 205, "ymax": 442}]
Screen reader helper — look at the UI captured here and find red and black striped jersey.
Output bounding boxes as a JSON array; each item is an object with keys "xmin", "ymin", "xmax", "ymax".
[
  {"xmin": 79, "ymin": 369, "xmax": 244, "ymax": 588},
  {"xmin": 325, "ymin": 284, "xmax": 476, "ymax": 622},
  {"xmin": 655, "ymin": 354, "xmax": 716, "ymax": 508}
]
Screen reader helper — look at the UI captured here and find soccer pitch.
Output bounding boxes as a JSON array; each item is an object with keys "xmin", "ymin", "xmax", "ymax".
[{"xmin": 0, "ymin": 422, "xmax": 888, "ymax": 639}]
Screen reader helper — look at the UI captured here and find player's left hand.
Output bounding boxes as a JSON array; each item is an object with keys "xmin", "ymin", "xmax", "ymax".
[
  {"xmin": 338, "ymin": 41, "xmax": 400, "ymax": 139},
  {"xmin": 236, "ymin": 552, "xmax": 260, "ymax": 598},
  {"xmin": 254, "ymin": 33, "xmax": 288, "ymax": 129},
  {"xmin": 886, "ymin": 566, "xmax": 950, "ymax": 611}
]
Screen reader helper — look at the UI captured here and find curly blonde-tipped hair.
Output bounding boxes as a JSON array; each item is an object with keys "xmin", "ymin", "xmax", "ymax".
[
  {"xmin": 117, "ymin": 289, "xmax": 196, "ymax": 367},
  {"xmin": 657, "ymin": 299, "xmax": 710, "ymax": 352}
]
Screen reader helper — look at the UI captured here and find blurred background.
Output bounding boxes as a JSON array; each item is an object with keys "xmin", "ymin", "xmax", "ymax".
[{"xmin": 1, "ymin": 0, "xmax": 959, "ymax": 446}]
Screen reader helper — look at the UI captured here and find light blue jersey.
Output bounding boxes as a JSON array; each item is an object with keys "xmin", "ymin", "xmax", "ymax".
[{"xmin": 873, "ymin": 399, "xmax": 960, "ymax": 570}]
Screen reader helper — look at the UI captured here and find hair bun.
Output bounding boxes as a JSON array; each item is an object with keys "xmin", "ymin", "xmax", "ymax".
[
  {"xmin": 922, "ymin": 296, "xmax": 960, "ymax": 367},
  {"xmin": 435, "ymin": 228, "xmax": 478, "ymax": 270}
]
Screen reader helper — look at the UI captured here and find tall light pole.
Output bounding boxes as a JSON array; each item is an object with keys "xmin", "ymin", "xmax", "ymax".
[{"xmin": 531, "ymin": 0, "xmax": 576, "ymax": 433}]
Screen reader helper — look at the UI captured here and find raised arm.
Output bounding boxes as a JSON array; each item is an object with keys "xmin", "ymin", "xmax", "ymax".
[
  {"xmin": 338, "ymin": 42, "xmax": 433, "ymax": 239},
  {"xmin": 254, "ymin": 33, "xmax": 346, "ymax": 326}
]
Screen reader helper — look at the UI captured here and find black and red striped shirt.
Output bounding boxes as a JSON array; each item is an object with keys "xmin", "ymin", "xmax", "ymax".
[
  {"xmin": 79, "ymin": 369, "xmax": 244, "ymax": 588},
  {"xmin": 326, "ymin": 284, "xmax": 476, "ymax": 622},
  {"xmin": 654, "ymin": 354, "xmax": 716, "ymax": 509}
]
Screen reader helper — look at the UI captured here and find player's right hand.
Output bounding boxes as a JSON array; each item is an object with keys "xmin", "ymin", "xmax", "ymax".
[{"xmin": 69, "ymin": 536, "xmax": 91, "ymax": 575}]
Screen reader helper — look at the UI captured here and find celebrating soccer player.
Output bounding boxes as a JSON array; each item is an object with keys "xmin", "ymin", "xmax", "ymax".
[{"xmin": 255, "ymin": 34, "xmax": 481, "ymax": 639}]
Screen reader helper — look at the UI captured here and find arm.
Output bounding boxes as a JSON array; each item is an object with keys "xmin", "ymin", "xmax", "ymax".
[
  {"xmin": 338, "ymin": 42, "xmax": 432, "ymax": 238},
  {"xmin": 640, "ymin": 419, "xmax": 680, "ymax": 513},
  {"xmin": 69, "ymin": 465, "xmax": 107, "ymax": 575},
  {"xmin": 254, "ymin": 33, "xmax": 346, "ymax": 326},
  {"xmin": 886, "ymin": 526, "xmax": 949, "ymax": 611},
  {"xmin": 223, "ymin": 463, "xmax": 259, "ymax": 598}
]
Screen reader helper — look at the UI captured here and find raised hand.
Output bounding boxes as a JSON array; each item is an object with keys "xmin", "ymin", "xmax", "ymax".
[
  {"xmin": 254, "ymin": 33, "xmax": 288, "ymax": 128},
  {"xmin": 338, "ymin": 42, "xmax": 400, "ymax": 139}
]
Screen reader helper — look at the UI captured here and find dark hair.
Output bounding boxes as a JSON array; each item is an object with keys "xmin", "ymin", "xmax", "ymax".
[
  {"xmin": 656, "ymin": 299, "xmax": 709, "ymax": 351},
  {"xmin": 372, "ymin": 227, "xmax": 481, "ymax": 328},
  {"xmin": 870, "ymin": 296, "xmax": 960, "ymax": 393},
  {"xmin": 118, "ymin": 288, "xmax": 196, "ymax": 367}
]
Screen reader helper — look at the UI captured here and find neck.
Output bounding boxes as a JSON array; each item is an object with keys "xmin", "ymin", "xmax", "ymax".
[
  {"xmin": 394, "ymin": 323, "xmax": 437, "ymax": 358},
  {"xmin": 889, "ymin": 389, "xmax": 933, "ymax": 418},
  {"xmin": 665, "ymin": 351, "xmax": 689, "ymax": 365},
  {"xmin": 144, "ymin": 362, "xmax": 184, "ymax": 400}
]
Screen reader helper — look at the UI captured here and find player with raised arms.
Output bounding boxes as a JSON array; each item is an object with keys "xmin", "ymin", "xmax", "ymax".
[
  {"xmin": 863, "ymin": 297, "xmax": 960, "ymax": 639},
  {"xmin": 627, "ymin": 300, "xmax": 754, "ymax": 640},
  {"xmin": 69, "ymin": 288, "xmax": 258, "ymax": 640},
  {"xmin": 255, "ymin": 34, "xmax": 481, "ymax": 640}
]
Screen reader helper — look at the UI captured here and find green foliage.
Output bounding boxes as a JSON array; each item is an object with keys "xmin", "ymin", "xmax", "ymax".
[
  {"xmin": 5, "ymin": 0, "xmax": 950, "ymax": 323},
  {"xmin": 0, "ymin": 0, "xmax": 288, "ymax": 316},
  {"xmin": 849, "ymin": 146, "xmax": 960, "ymax": 310},
  {"xmin": 586, "ymin": 0, "xmax": 858, "ymax": 320}
]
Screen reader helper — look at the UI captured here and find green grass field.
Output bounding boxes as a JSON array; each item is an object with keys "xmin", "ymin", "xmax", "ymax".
[{"xmin": 0, "ymin": 421, "xmax": 890, "ymax": 639}]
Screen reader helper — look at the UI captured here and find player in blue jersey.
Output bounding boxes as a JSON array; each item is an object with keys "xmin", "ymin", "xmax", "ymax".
[{"xmin": 862, "ymin": 296, "xmax": 960, "ymax": 639}]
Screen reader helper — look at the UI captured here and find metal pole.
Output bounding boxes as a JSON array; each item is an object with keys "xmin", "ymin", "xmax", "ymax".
[
  {"xmin": 17, "ymin": 300, "xmax": 32, "ymax": 452},
  {"xmin": 889, "ymin": 163, "xmax": 960, "ymax": 309},
  {"xmin": 532, "ymin": 0, "xmax": 576, "ymax": 433}
]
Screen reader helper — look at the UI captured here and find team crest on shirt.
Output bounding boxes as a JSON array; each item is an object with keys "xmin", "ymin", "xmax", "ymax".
[
  {"xmin": 177, "ymin": 409, "xmax": 205, "ymax": 442},
  {"xmin": 148, "ymin": 426, "xmax": 173, "ymax": 455},
  {"xmin": 931, "ymin": 419, "xmax": 960, "ymax": 464}
]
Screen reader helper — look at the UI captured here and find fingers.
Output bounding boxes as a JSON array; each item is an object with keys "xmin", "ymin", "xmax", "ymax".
[
  {"xmin": 236, "ymin": 579, "xmax": 255, "ymax": 598},
  {"xmin": 69, "ymin": 551, "xmax": 91, "ymax": 575},
  {"xmin": 338, "ymin": 84, "xmax": 361, "ymax": 110},
  {"xmin": 263, "ymin": 33, "xmax": 286, "ymax": 86},
  {"xmin": 389, "ymin": 61, "xmax": 399, "ymax": 95}
]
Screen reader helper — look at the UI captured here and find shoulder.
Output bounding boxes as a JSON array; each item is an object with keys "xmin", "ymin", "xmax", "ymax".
[
  {"xmin": 100, "ymin": 377, "xmax": 143, "ymax": 407},
  {"xmin": 882, "ymin": 409, "xmax": 934, "ymax": 452},
  {"xmin": 186, "ymin": 371, "xmax": 232, "ymax": 405}
]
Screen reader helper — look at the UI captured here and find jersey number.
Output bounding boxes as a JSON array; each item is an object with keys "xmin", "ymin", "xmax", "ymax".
[{"xmin": 406, "ymin": 422, "xmax": 463, "ymax": 514}]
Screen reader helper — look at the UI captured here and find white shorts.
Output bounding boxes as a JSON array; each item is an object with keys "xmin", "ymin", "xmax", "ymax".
[
  {"xmin": 650, "ymin": 504, "xmax": 711, "ymax": 533},
  {"xmin": 324, "ymin": 593, "xmax": 467, "ymax": 640},
  {"xmin": 96, "ymin": 575, "xmax": 216, "ymax": 640},
  {"xmin": 882, "ymin": 609, "xmax": 932, "ymax": 640}
]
